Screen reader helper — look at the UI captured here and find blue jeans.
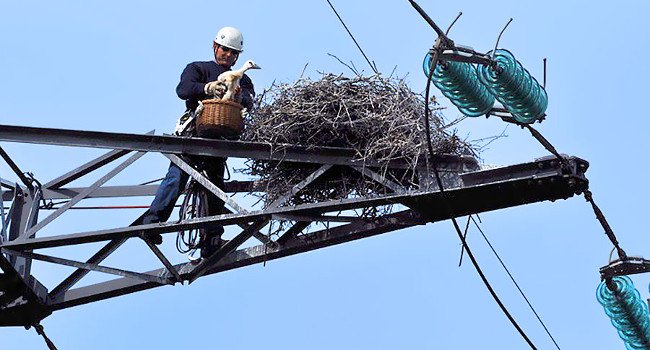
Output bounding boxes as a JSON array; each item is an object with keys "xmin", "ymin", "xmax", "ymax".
[{"xmin": 140, "ymin": 156, "xmax": 226, "ymax": 238}]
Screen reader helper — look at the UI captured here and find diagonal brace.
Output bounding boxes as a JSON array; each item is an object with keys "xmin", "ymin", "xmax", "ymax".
[
  {"xmin": 43, "ymin": 130, "xmax": 154, "ymax": 189},
  {"xmin": 164, "ymin": 154, "xmax": 247, "ymax": 214},
  {"xmin": 351, "ymin": 166, "xmax": 406, "ymax": 193},
  {"xmin": 139, "ymin": 237, "xmax": 181, "ymax": 283},
  {"xmin": 187, "ymin": 219, "xmax": 269, "ymax": 283},
  {"xmin": 48, "ymin": 213, "xmax": 148, "ymax": 300},
  {"xmin": 0, "ymin": 146, "xmax": 34, "ymax": 191},
  {"xmin": 4, "ymin": 249, "xmax": 172, "ymax": 285},
  {"xmin": 20, "ymin": 151, "xmax": 146, "ymax": 240},
  {"xmin": 267, "ymin": 164, "xmax": 333, "ymax": 209}
]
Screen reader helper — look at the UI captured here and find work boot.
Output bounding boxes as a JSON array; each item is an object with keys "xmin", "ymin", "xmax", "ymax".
[
  {"xmin": 134, "ymin": 213, "xmax": 164, "ymax": 245},
  {"xmin": 146, "ymin": 233, "xmax": 163, "ymax": 245},
  {"xmin": 200, "ymin": 236, "xmax": 224, "ymax": 259}
]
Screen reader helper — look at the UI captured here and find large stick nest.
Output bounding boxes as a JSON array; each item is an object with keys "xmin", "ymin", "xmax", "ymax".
[{"xmin": 240, "ymin": 74, "xmax": 473, "ymax": 209}]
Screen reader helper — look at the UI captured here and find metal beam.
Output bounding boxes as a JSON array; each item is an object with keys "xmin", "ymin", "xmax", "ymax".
[
  {"xmin": 267, "ymin": 164, "xmax": 333, "ymax": 209},
  {"xmin": 0, "ymin": 124, "xmax": 478, "ymax": 170},
  {"xmin": 40, "ymin": 184, "xmax": 160, "ymax": 201},
  {"xmin": 0, "ymin": 251, "xmax": 49, "ymax": 323},
  {"xmin": 43, "ymin": 130, "xmax": 155, "ymax": 189},
  {"xmin": 24, "ymin": 188, "xmax": 42, "ymax": 235},
  {"xmin": 164, "ymin": 154, "xmax": 277, "ymax": 245},
  {"xmin": 352, "ymin": 166, "xmax": 406, "ymax": 193},
  {"xmin": 0, "ymin": 178, "xmax": 17, "ymax": 190},
  {"xmin": 139, "ymin": 238, "xmax": 182, "ymax": 283},
  {"xmin": 187, "ymin": 219, "xmax": 270, "ymax": 282},
  {"xmin": 49, "ymin": 210, "xmax": 422, "ymax": 310},
  {"xmin": 17, "ymin": 187, "xmax": 42, "ymax": 279},
  {"xmin": 0, "ymin": 188, "xmax": 436, "ymax": 250},
  {"xmin": 0, "ymin": 154, "xmax": 590, "ymax": 326},
  {"xmin": 277, "ymin": 221, "xmax": 312, "ymax": 245},
  {"xmin": 3, "ymin": 180, "xmax": 259, "ymax": 202},
  {"xmin": 223, "ymin": 207, "xmax": 273, "ymax": 245},
  {"xmin": 48, "ymin": 211, "xmax": 149, "ymax": 299},
  {"xmin": 165, "ymin": 154, "xmax": 247, "ymax": 214},
  {"xmin": 1, "ymin": 155, "xmax": 588, "ymax": 252},
  {"xmin": 3, "ymin": 249, "xmax": 172, "ymax": 285},
  {"xmin": 2, "ymin": 201, "xmax": 13, "ymax": 241},
  {"xmin": 44, "ymin": 150, "xmax": 129, "ymax": 189},
  {"xmin": 49, "ymin": 238, "xmax": 128, "ymax": 300},
  {"xmin": 0, "ymin": 146, "xmax": 33, "ymax": 191},
  {"xmin": 273, "ymin": 214, "xmax": 359, "ymax": 223},
  {"xmin": 20, "ymin": 151, "xmax": 146, "ymax": 240},
  {"xmin": 7, "ymin": 186, "xmax": 32, "ymax": 278}
]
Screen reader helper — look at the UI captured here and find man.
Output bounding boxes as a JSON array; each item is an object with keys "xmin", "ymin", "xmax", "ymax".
[{"xmin": 138, "ymin": 26, "xmax": 255, "ymax": 259}]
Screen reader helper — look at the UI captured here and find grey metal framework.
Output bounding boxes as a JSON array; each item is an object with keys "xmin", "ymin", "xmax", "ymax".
[{"xmin": 0, "ymin": 124, "xmax": 589, "ymax": 327}]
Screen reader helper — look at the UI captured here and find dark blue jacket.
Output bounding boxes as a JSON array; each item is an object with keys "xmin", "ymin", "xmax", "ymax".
[{"xmin": 176, "ymin": 60, "xmax": 255, "ymax": 111}]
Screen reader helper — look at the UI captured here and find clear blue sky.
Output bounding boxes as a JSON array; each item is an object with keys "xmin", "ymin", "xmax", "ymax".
[{"xmin": 1, "ymin": 1, "xmax": 649, "ymax": 349}]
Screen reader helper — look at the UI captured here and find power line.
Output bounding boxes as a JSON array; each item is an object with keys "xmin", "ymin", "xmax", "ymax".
[
  {"xmin": 325, "ymin": 0, "xmax": 379, "ymax": 75},
  {"xmin": 470, "ymin": 215, "xmax": 562, "ymax": 349},
  {"xmin": 422, "ymin": 47, "xmax": 538, "ymax": 349}
]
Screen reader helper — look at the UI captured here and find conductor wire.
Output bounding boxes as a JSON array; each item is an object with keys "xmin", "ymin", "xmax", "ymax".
[
  {"xmin": 470, "ymin": 215, "xmax": 561, "ymax": 349},
  {"xmin": 325, "ymin": 0, "xmax": 379, "ymax": 74},
  {"xmin": 423, "ymin": 40, "xmax": 538, "ymax": 349}
]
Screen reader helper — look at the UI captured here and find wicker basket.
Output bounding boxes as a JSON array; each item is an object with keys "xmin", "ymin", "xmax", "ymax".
[{"xmin": 196, "ymin": 99, "xmax": 244, "ymax": 138}]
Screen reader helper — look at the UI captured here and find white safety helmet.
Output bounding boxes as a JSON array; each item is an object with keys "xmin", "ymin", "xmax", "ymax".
[{"xmin": 214, "ymin": 26, "xmax": 244, "ymax": 52}]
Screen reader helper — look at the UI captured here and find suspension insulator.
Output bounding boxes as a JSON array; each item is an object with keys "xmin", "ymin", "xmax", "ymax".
[
  {"xmin": 596, "ymin": 276, "xmax": 650, "ymax": 349},
  {"xmin": 423, "ymin": 52, "xmax": 495, "ymax": 117},
  {"xmin": 476, "ymin": 49, "xmax": 548, "ymax": 124}
]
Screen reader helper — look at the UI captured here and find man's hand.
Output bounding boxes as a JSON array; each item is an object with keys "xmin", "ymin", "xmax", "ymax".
[{"xmin": 204, "ymin": 81, "xmax": 227, "ymax": 98}]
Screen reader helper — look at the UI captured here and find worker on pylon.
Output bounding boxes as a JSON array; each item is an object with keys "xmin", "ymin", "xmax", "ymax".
[{"xmin": 136, "ymin": 26, "xmax": 256, "ymax": 259}]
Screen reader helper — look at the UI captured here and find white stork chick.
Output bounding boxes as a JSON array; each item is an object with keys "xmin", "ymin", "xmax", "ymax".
[{"xmin": 218, "ymin": 60, "xmax": 261, "ymax": 101}]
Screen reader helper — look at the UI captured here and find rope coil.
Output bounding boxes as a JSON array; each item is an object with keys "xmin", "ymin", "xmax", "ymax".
[{"xmin": 176, "ymin": 180, "xmax": 208, "ymax": 255}]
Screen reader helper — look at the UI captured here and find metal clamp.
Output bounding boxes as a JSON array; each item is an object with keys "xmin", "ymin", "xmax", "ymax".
[{"xmin": 600, "ymin": 257, "xmax": 650, "ymax": 280}]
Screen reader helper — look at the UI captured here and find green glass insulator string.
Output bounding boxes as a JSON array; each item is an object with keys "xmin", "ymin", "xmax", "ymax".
[
  {"xmin": 422, "ymin": 52, "xmax": 495, "ymax": 117},
  {"xmin": 596, "ymin": 276, "xmax": 650, "ymax": 349},
  {"xmin": 477, "ymin": 49, "xmax": 548, "ymax": 123}
]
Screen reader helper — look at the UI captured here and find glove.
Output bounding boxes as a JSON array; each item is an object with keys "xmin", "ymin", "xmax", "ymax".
[{"xmin": 204, "ymin": 81, "xmax": 227, "ymax": 98}]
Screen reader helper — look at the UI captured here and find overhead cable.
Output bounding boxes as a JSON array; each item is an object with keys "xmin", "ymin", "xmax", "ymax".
[
  {"xmin": 422, "ymin": 42, "xmax": 538, "ymax": 349},
  {"xmin": 470, "ymin": 215, "xmax": 561, "ymax": 349},
  {"xmin": 325, "ymin": 0, "xmax": 379, "ymax": 75}
]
